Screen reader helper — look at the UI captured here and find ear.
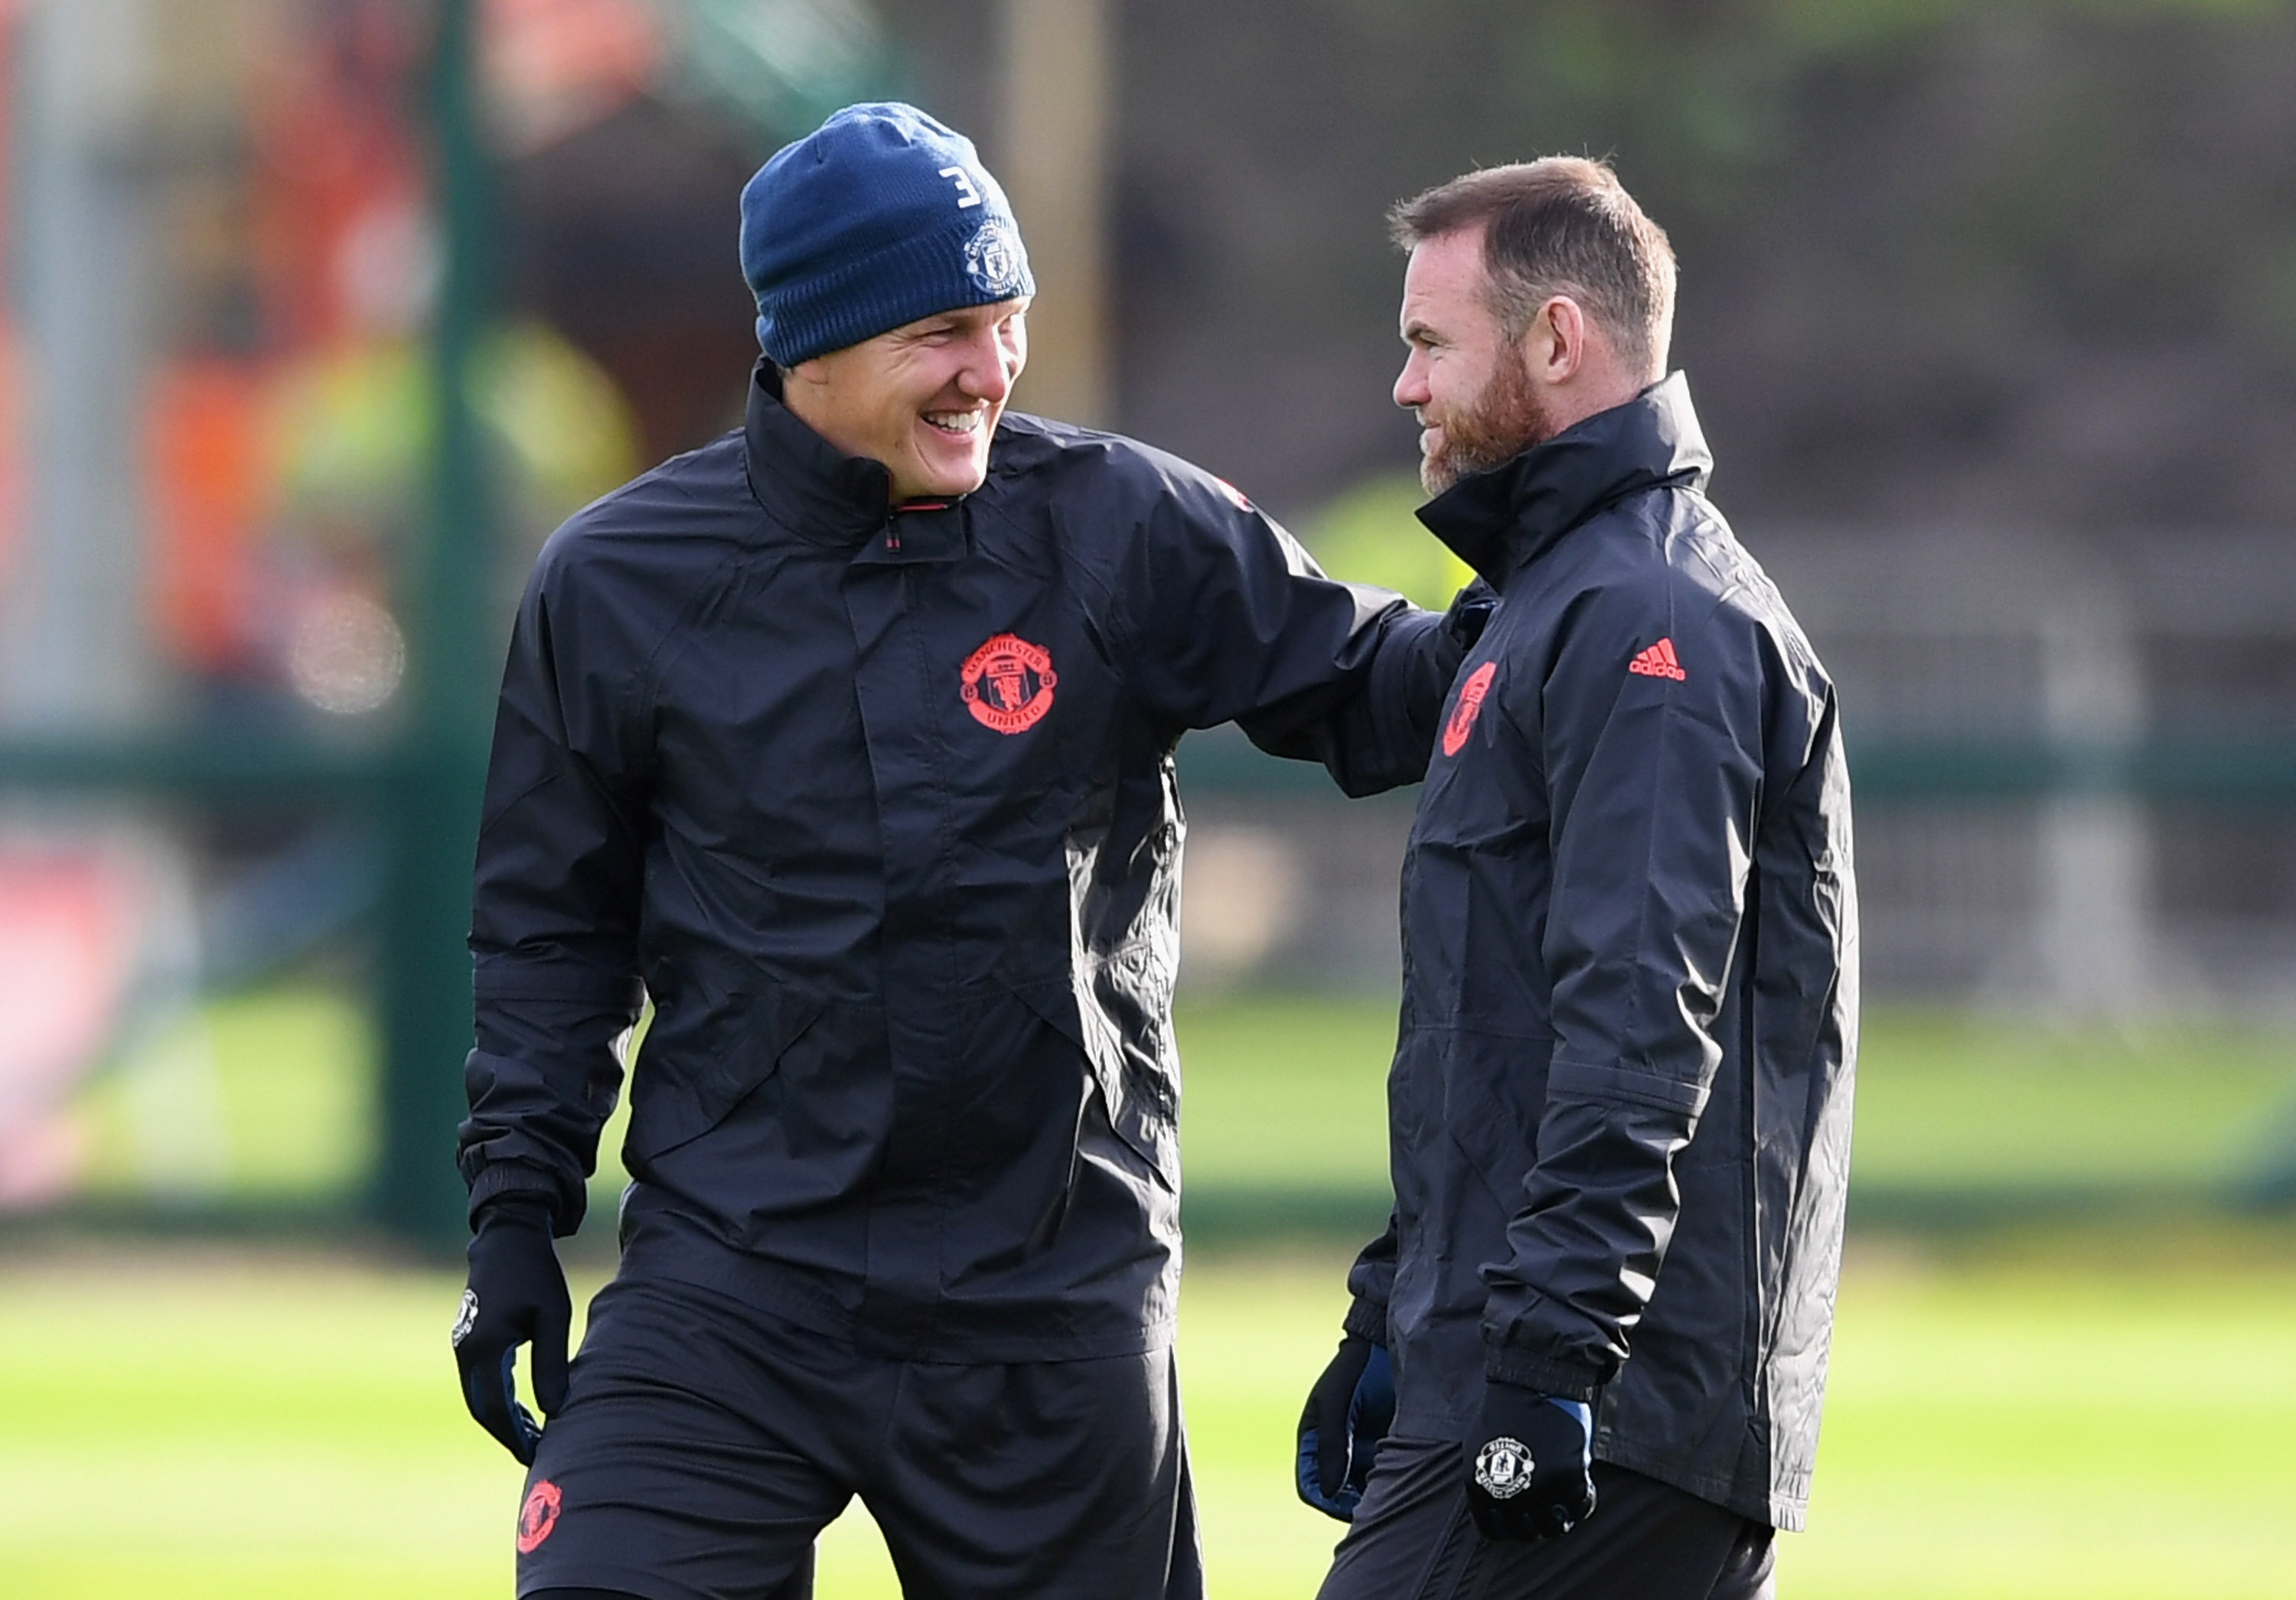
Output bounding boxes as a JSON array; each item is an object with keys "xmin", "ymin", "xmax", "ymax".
[
  {"xmin": 778, "ymin": 351, "xmax": 843, "ymax": 435},
  {"xmin": 1522, "ymin": 297, "xmax": 1587, "ymax": 386}
]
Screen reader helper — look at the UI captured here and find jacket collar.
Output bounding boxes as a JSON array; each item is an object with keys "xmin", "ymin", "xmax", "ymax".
[
  {"xmin": 1414, "ymin": 371, "xmax": 1712, "ymax": 586},
  {"xmin": 742, "ymin": 362, "xmax": 971, "ymax": 564}
]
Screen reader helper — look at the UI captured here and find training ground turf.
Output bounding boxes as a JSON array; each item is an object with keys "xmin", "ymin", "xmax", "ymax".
[
  {"xmin": 6, "ymin": 989, "xmax": 2296, "ymax": 1595},
  {"xmin": 2, "ymin": 1231, "xmax": 2294, "ymax": 1599}
]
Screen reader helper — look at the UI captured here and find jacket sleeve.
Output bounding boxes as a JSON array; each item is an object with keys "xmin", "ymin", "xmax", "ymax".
[
  {"xmin": 455, "ymin": 551, "xmax": 651, "ymax": 1235},
  {"xmin": 1342, "ymin": 1213, "xmax": 1400, "ymax": 1342},
  {"xmin": 1477, "ymin": 579, "xmax": 1767, "ymax": 1401},
  {"xmin": 1094, "ymin": 468, "xmax": 1470, "ymax": 794}
]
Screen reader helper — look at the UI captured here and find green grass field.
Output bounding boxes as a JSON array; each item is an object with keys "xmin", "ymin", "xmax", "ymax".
[
  {"xmin": 3, "ymin": 1233, "xmax": 2294, "ymax": 1598},
  {"xmin": 10, "ymin": 986, "xmax": 2296, "ymax": 1595}
]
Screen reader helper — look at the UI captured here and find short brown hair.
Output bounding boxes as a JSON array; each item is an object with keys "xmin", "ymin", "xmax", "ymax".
[{"xmin": 1390, "ymin": 158, "xmax": 1676, "ymax": 380}]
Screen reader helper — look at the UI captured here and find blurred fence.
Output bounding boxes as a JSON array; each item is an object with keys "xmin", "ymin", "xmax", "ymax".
[
  {"xmin": 0, "ymin": 0, "xmax": 923, "ymax": 1249},
  {"xmin": 2, "ymin": 0, "xmax": 2294, "ymax": 1246},
  {"xmin": 1179, "ymin": 526, "xmax": 2296, "ymax": 1017},
  {"xmin": 0, "ymin": 0, "xmax": 500, "ymax": 1247}
]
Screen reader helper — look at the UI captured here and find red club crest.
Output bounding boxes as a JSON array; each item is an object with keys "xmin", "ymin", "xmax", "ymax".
[
  {"xmin": 960, "ymin": 632, "xmax": 1058, "ymax": 735},
  {"xmin": 517, "ymin": 1478, "xmax": 563, "ymax": 1554},
  {"xmin": 1442, "ymin": 661, "xmax": 1498, "ymax": 758}
]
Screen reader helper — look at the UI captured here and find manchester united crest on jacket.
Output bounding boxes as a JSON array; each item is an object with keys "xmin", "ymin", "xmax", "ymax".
[{"xmin": 960, "ymin": 633, "xmax": 1057, "ymax": 733}]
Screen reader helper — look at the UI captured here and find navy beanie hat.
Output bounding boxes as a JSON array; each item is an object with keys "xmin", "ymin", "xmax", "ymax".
[{"xmin": 742, "ymin": 102, "xmax": 1035, "ymax": 367}]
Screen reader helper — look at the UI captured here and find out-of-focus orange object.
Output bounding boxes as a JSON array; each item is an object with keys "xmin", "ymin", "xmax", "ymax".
[
  {"xmin": 484, "ymin": 0, "xmax": 664, "ymax": 152},
  {"xmin": 146, "ymin": 358, "xmax": 275, "ymax": 676},
  {"xmin": 247, "ymin": 7, "xmax": 426, "ymax": 351}
]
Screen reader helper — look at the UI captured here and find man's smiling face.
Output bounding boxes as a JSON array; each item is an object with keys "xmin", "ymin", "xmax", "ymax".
[{"xmin": 787, "ymin": 298, "xmax": 1030, "ymax": 501}]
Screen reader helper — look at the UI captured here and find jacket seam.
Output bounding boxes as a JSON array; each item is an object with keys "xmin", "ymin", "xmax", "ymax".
[
  {"xmin": 1545, "ymin": 1059, "xmax": 1711, "ymax": 1116},
  {"xmin": 1616, "ymin": 654, "xmax": 1681, "ymax": 1070},
  {"xmin": 899, "ymin": 569, "xmax": 970, "ymax": 1000},
  {"xmin": 629, "ymin": 544, "xmax": 752, "ymax": 729},
  {"xmin": 1058, "ymin": 500, "xmax": 1139, "ymax": 712}
]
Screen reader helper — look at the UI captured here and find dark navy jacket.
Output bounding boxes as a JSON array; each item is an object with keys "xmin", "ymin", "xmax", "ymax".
[
  {"xmin": 458, "ymin": 366, "xmax": 1463, "ymax": 1361},
  {"xmin": 1342, "ymin": 375, "xmax": 1857, "ymax": 1529}
]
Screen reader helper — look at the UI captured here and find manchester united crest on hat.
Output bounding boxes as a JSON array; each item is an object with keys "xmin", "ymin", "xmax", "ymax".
[{"xmin": 965, "ymin": 217, "xmax": 1028, "ymax": 298}]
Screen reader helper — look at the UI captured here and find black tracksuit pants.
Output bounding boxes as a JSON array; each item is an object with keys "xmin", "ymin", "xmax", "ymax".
[
  {"xmin": 514, "ymin": 1273, "xmax": 1202, "ymax": 1600},
  {"xmin": 1316, "ymin": 1436, "xmax": 1776, "ymax": 1600}
]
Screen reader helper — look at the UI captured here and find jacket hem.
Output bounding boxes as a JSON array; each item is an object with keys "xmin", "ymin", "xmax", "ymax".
[
  {"xmin": 621, "ymin": 1213, "xmax": 1176, "ymax": 1364},
  {"xmin": 1591, "ymin": 1433, "xmax": 1802, "ymax": 1531},
  {"xmin": 1483, "ymin": 1344, "xmax": 1606, "ymax": 1401},
  {"xmin": 517, "ymin": 1559, "xmax": 703, "ymax": 1600},
  {"xmin": 473, "ymin": 957, "xmax": 645, "ymax": 1007},
  {"xmin": 1391, "ymin": 1398, "xmax": 1476, "ymax": 1441}
]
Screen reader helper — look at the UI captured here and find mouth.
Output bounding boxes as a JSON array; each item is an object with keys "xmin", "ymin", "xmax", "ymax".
[{"xmin": 922, "ymin": 408, "xmax": 987, "ymax": 438}]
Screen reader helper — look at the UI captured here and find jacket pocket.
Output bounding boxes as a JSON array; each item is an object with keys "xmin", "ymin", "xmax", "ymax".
[
  {"xmin": 625, "ymin": 966, "xmax": 827, "ymax": 1164},
  {"xmin": 1006, "ymin": 960, "xmax": 1179, "ymax": 1194}
]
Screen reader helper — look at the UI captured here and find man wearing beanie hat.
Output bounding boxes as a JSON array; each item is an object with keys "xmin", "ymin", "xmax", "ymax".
[{"xmin": 452, "ymin": 103, "xmax": 1484, "ymax": 1600}]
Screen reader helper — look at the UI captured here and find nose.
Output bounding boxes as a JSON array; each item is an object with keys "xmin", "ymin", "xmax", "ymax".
[
  {"xmin": 958, "ymin": 324, "xmax": 1016, "ymax": 404},
  {"xmin": 1394, "ymin": 351, "xmax": 1430, "ymax": 411}
]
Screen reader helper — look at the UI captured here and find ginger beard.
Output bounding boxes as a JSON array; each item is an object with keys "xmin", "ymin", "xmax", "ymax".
[{"xmin": 1419, "ymin": 346, "xmax": 1557, "ymax": 496}]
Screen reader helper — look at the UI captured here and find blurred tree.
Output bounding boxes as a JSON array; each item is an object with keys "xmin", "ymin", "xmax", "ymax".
[
  {"xmin": 1299, "ymin": 473, "xmax": 1473, "ymax": 611},
  {"xmin": 967, "ymin": 0, "xmax": 2296, "ymax": 530}
]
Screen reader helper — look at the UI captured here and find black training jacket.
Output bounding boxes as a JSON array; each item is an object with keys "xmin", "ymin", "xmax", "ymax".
[
  {"xmin": 1341, "ymin": 375, "xmax": 1857, "ymax": 1530},
  {"xmin": 458, "ymin": 365, "xmax": 1463, "ymax": 1362}
]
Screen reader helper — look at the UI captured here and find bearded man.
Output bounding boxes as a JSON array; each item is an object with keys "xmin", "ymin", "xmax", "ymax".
[{"xmin": 1292, "ymin": 157, "xmax": 1857, "ymax": 1600}]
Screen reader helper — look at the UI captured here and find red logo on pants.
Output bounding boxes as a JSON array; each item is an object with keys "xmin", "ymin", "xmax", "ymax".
[
  {"xmin": 1443, "ymin": 661, "xmax": 1498, "ymax": 758},
  {"xmin": 517, "ymin": 1478, "xmax": 563, "ymax": 1553}
]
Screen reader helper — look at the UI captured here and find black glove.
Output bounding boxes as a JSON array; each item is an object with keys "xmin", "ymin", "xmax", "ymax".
[
  {"xmin": 1443, "ymin": 578, "xmax": 1499, "ymax": 652},
  {"xmin": 451, "ymin": 1194, "xmax": 569, "ymax": 1465},
  {"xmin": 1295, "ymin": 1334, "xmax": 1394, "ymax": 1520},
  {"xmin": 1462, "ymin": 1380, "xmax": 1595, "ymax": 1543}
]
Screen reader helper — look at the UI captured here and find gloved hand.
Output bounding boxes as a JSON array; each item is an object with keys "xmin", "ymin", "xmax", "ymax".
[
  {"xmin": 1462, "ymin": 1380, "xmax": 1595, "ymax": 1543},
  {"xmin": 451, "ymin": 1194, "xmax": 569, "ymax": 1465},
  {"xmin": 1295, "ymin": 1334, "xmax": 1395, "ymax": 1520},
  {"xmin": 1443, "ymin": 578, "xmax": 1499, "ymax": 652}
]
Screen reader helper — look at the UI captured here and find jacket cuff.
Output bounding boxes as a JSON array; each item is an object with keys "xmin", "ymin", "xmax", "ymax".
[
  {"xmin": 1342, "ymin": 1296, "xmax": 1390, "ymax": 1345},
  {"xmin": 1442, "ymin": 578, "xmax": 1498, "ymax": 654},
  {"xmin": 466, "ymin": 1162, "xmax": 569, "ymax": 1234},
  {"xmin": 1484, "ymin": 1345, "xmax": 1606, "ymax": 1403}
]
